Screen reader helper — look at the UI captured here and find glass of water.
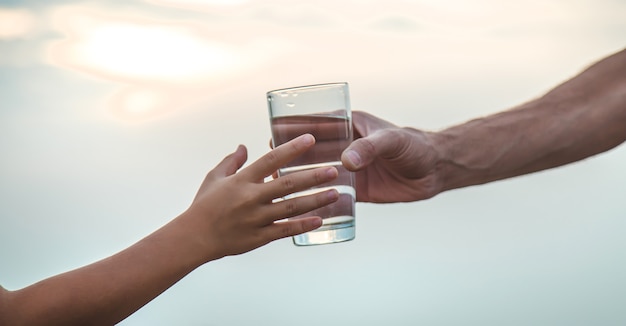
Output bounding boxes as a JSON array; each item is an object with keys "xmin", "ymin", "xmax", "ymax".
[{"xmin": 267, "ymin": 82, "xmax": 356, "ymax": 246}]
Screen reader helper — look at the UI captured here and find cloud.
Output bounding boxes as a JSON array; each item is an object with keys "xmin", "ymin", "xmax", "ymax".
[
  {"xmin": 0, "ymin": 8, "xmax": 36, "ymax": 40},
  {"xmin": 146, "ymin": 0, "xmax": 250, "ymax": 8},
  {"xmin": 47, "ymin": 9, "xmax": 245, "ymax": 84},
  {"xmin": 369, "ymin": 16, "xmax": 421, "ymax": 33}
]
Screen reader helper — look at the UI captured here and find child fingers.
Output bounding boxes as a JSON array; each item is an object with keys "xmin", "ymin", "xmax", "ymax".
[
  {"xmin": 240, "ymin": 134, "xmax": 315, "ymax": 180},
  {"xmin": 260, "ymin": 166, "xmax": 338, "ymax": 202},
  {"xmin": 261, "ymin": 216, "xmax": 323, "ymax": 242},
  {"xmin": 212, "ymin": 145, "xmax": 248, "ymax": 177},
  {"xmin": 262, "ymin": 188, "xmax": 339, "ymax": 225}
]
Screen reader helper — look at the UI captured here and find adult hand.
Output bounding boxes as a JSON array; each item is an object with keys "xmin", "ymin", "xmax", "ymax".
[{"xmin": 341, "ymin": 111, "xmax": 443, "ymax": 203}]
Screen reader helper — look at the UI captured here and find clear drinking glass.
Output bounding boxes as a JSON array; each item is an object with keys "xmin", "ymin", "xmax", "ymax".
[{"xmin": 267, "ymin": 82, "xmax": 356, "ymax": 246}]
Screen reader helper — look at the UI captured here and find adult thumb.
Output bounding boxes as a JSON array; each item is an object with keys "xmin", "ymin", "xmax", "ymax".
[
  {"xmin": 342, "ymin": 129, "xmax": 407, "ymax": 171},
  {"xmin": 341, "ymin": 134, "xmax": 381, "ymax": 171}
]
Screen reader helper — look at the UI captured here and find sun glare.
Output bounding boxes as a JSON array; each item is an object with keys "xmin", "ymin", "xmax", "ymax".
[
  {"xmin": 73, "ymin": 23, "xmax": 238, "ymax": 83},
  {"xmin": 48, "ymin": 10, "xmax": 240, "ymax": 84},
  {"xmin": 45, "ymin": 7, "xmax": 259, "ymax": 121}
]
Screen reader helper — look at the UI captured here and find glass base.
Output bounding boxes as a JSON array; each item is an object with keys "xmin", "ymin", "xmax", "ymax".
[{"xmin": 292, "ymin": 219, "xmax": 355, "ymax": 246}]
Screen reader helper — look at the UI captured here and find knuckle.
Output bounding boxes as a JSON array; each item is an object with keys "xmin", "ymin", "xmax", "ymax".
[
  {"xmin": 277, "ymin": 223, "xmax": 298, "ymax": 238},
  {"xmin": 239, "ymin": 188, "xmax": 258, "ymax": 205},
  {"xmin": 264, "ymin": 151, "xmax": 280, "ymax": 166},
  {"xmin": 314, "ymin": 169, "xmax": 326, "ymax": 184},
  {"xmin": 280, "ymin": 176, "xmax": 296, "ymax": 192},
  {"xmin": 358, "ymin": 137, "xmax": 377, "ymax": 158},
  {"xmin": 316, "ymin": 192, "xmax": 328, "ymax": 207},
  {"xmin": 284, "ymin": 200, "xmax": 298, "ymax": 215}
]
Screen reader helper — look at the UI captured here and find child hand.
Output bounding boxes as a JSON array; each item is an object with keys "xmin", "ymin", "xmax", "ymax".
[{"xmin": 185, "ymin": 134, "xmax": 339, "ymax": 261}]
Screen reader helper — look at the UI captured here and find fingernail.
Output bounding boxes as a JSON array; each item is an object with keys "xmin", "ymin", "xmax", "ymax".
[
  {"xmin": 309, "ymin": 217, "xmax": 323, "ymax": 229},
  {"xmin": 325, "ymin": 167, "xmax": 338, "ymax": 179},
  {"xmin": 344, "ymin": 150, "xmax": 362, "ymax": 167},
  {"xmin": 327, "ymin": 189, "xmax": 339, "ymax": 201},
  {"xmin": 300, "ymin": 134, "xmax": 315, "ymax": 146}
]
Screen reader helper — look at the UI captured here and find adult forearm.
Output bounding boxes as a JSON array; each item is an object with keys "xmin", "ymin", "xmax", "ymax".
[{"xmin": 435, "ymin": 48, "xmax": 626, "ymax": 191}]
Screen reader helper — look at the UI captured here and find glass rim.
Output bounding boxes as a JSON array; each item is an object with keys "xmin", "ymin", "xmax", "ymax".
[{"xmin": 266, "ymin": 82, "xmax": 348, "ymax": 95}]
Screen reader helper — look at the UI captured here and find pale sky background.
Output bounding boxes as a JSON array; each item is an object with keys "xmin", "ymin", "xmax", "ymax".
[{"xmin": 1, "ymin": 0, "xmax": 625, "ymax": 325}]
